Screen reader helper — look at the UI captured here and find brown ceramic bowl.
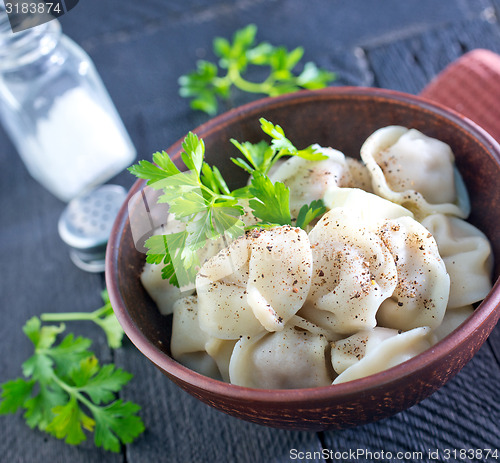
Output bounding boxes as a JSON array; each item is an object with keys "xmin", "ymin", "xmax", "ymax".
[{"xmin": 106, "ymin": 87, "xmax": 500, "ymax": 430}]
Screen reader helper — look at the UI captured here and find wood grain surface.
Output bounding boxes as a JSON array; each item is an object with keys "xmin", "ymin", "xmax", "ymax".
[{"xmin": 1, "ymin": 1, "xmax": 499, "ymax": 462}]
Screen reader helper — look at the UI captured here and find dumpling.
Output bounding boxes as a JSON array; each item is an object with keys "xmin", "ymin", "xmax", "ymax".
[
  {"xmin": 331, "ymin": 327, "xmax": 398, "ymax": 375},
  {"xmin": 170, "ymin": 296, "xmax": 236, "ymax": 380},
  {"xmin": 204, "ymin": 338, "xmax": 236, "ymax": 382},
  {"xmin": 376, "ymin": 217, "xmax": 450, "ymax": 330},
  {"xmin": 229, "ymin": 318, "xmax": 332, "ymax": 388},
  {"xmin": 313, "ymin": 189, "xmax": 447, "ymax": 333},
  {"xmin": 429, "ymin": 305, "xmax": 475, "ymax": 345},
  {"xmin": 297, "ymin": 304, "xmax": 349, "ymax": 342},
  {"xmin": 345, "ymin": 157, "xmax": 373, "ymax": 192},
  {"xmin": 269, "ymin": 144, "xmax": 352, "ymax": 218},
  {"xmin": 332, "ymin": 326, "xmax": 431, "ymax": 384},
  {"xmin": 140, "ymin": 263, "xmax": 194, "ymax": 315},
  {"xmin": 421, "ymin": 214, "xmax": 493, "ymax": 309},
  {"xmin": 360, "ymin": 126, "xmax": 470, "ymax": 219},
  {"xmin": 323, "ymin": 187, "xmax": 413, "ymax": 225},
  {"xmin": 289, "ymin": 313, "xmax": 339, "ymax": 341},
  {"xmin": 196, "ymin": 226, "xmax": 313, "ymax": 339},
  {"xmin": 307, "ymin": 208, "xmax": 398, "ymax": 334}
]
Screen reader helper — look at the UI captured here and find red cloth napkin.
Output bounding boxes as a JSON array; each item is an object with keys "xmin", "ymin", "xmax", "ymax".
[{"xmin": 420, "ymin": 49, "xmax": 500, "ymax": 144}]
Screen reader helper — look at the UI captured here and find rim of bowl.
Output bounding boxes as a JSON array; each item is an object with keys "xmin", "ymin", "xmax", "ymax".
[{"xmin": 106, "ymin": 86, "xmax": 500, "ymax": 403}]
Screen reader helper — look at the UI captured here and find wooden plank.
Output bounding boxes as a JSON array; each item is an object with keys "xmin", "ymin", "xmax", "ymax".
[
  {"xmin": 65, "ymin": 0, "xmax": 494, "ymax": 143},
  {"xmin": 335, "ymin": 14, "xmax": 500, "ymax": 458},
  {"xmin": 365, "ymin": 16, "xmax": 500, "ymax": 93},
  {"xmin": 58, "ymin": 0, "xmax": 233, "ymax": 46},
  {"xmin": 492, "ymin": 0, "xmax": 500, "ymax": 17},
  {"xmin": 99, "ymin": 23, "xmax": 373, "ymax": 463},
  {"xmin": 114, "ymin": 347, "xmax": 325, "ymax": 463},
  {"xmin": 488, "ymin": 324, "xmax": 500, "ymax": 369},
  {"xmin": 59, "ymin": 0, "xmax": 494, "ymax": 52},
  {"xmin": 322, "ymin": 341, "xmax": 500, "ymax": 455},
  {"xmin": 0, "ymin": 136, "xmax": 122, "ymax": 461}
]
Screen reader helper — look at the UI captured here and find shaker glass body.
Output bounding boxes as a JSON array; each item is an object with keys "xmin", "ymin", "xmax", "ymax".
[{"xmin": 0, "ymin": 12, "xmax": 136, "ymax": 201}]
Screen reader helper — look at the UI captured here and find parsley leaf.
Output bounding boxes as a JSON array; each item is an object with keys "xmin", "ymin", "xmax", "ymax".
[
  {"xmin": 248, "ymin": 172, "xmax": 291, "ymax": 226},
  {"xmin": 179, "ymin": 24, "xmax": 335, "ymax": 115},
  {"xmin": 0, "ymin": 318, "xmax": 144, "ymax": 452},
  {"xmin": 201, "ymin": 163, "xmax": 231, "ymax": 195},
  {"xmin": 231, "ymin": 118, "xmax": 328, "ymax": 175},
  {"xmin": 295, "ymin": 199, "xmax": 327, "ymax": 229},
  {"xmin": 259, "ymin": 118, "xmax": 328, "ymax": 161},
  {"xmin": 45, "ymin": 334, "xmax": 93, "ymax": 378},
  {"xmin": 93, "ymin": 400, "xmax": 144, "ymax": 452},
  {"xmin": 23, "ymin": 316, "xmax": 65, "ymax": 350},
  {"xmin": 46, "ymin": 396, "xmax": 95, "ymax": 445},
  {"xmin": 144, "ymin": 231, "xmax": 198, "ymax": 287},
  {"xmin": 73, "ymin": 361, "xmax": 133, "ymax": 405},
  {"xmin": 127, "ymin": 151, "xmax": 181, "ymax": 185},
  {"xmin": 0, "ymin": 379, "xmax": 35, "ymax": 414},
  {"xmin": 230, "ymin": 139, "xmax": 274, "ymax": 174},
  {"xmin": 24, "ymin": 383, "xmax": 68, "ymax": 430}
]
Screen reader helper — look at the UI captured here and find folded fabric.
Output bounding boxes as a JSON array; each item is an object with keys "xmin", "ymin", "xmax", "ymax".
[{"xmin": 420, "ymin": 48, "xmax": 500, "ymax": 144}]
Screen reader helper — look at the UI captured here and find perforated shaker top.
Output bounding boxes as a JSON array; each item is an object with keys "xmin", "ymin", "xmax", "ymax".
[{"xmin": 58, "ymin": 184, "xmax": 127, "ymax": 272}]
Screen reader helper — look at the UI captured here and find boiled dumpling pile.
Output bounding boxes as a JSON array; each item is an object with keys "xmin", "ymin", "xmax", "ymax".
[
  {"xmin": 141, "ymin": 126, "xmax": 493, "ymax": 388},
  {"xmin": 268, "ymin": 144, "xmax": 371, "ymax": 219},
  {"xmin": 196, "ymin": 226, "xmax": 313, "ymax": 338},
  {"xmin": 360, "ymin": 126, "xmax": 470, "ymax": 219}
]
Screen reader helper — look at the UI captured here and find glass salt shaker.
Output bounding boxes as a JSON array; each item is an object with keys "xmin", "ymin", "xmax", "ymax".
[{"xmin": 0, "ymin": 8, "xmax": 136, "ymax": 201}]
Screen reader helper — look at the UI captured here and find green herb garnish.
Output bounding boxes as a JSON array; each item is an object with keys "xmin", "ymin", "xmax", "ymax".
[
  {"xmin": 179, "ymin": 24, "xmax": 335, "ymax": 115},
  {"xmin": 248, "ymin": 172, "xmax": 291, "ymax": 226},
  {"xmin": 40, "ymin": 290, "xmax": 124, "ymax": 349},
  {"xmin": 0, "ymin": 317, "xmax": 144, "ymax": 452},
  {"xmin": 295, "ymin": 199, "xmax": 327, "ymax": 229},
  {"xmin": 231, "ymin": 117, "xmax": 327, "ymax": 175},
  {"xmin": 129, "ymin": 132, "xmax": 245, "ymax": 288},
  {"xmin": 129, "ymin": 118, "xmax": 329, "ymax": 287},
  {"xmin": 248, "ymin": 174, "xmax": 326, "ymax": 229}
]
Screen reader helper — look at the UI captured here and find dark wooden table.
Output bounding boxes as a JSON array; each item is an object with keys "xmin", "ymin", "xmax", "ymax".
[{"xmin": 1, "ymin": 1, "xmax": 500, "ymax": 462}]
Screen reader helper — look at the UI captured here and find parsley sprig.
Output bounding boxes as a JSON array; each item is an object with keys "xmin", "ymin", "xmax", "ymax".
[
  {"xmin": 0, "ymin": 317, "xmax": 144, "ymax": 452},
  {"xmin": 179, "ymin": 24, "xmax": 335, "ymax": 115},
  {"xmin": 129, "ymin": 132, "xmax": 244, "ymax": 287},
  {"xmin": 129, "ymin": 118, "xmax": 327, "ymax": 287},
  {"xmin": 231, "ymin": 117, "xmax": 327, "ymax": 175},
  {"xmin": 40, "ymin": 290, "xmax": 124, "ymax": 349}
]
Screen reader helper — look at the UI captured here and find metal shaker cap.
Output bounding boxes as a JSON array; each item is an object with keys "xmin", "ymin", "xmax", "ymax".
[{"xmin": 58, "ymin": 184, "xmax": 127, "ymax": 272}]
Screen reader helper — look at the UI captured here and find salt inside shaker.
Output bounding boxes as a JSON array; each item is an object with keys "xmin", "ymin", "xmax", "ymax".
[{"xmin": 0, "ymin": 8, "xmax": 136, "ymax": 201}]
